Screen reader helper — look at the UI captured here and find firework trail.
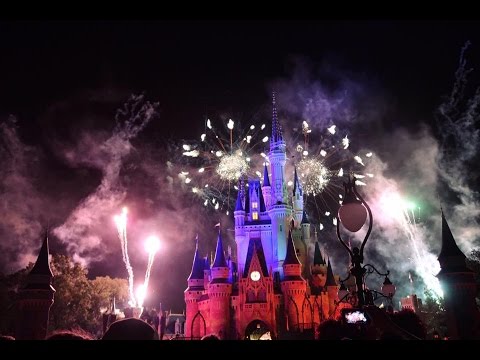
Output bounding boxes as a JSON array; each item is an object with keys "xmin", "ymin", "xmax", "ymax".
[
  {"xmin": 113, "ymin": 207, "xmax": 136, "ymax": 307},
  {"xmin": 378, "ymin": 192, "xmax": 442, "ymax": 298},
  {"xmin": 138, "ymin": 235, "xmax": 161, "ymax": 308}
]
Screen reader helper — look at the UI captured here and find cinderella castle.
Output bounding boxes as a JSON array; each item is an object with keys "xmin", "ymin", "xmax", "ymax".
[{"xmin": 184, "ymin": 95, "xmax": 342, "ymax": 340}]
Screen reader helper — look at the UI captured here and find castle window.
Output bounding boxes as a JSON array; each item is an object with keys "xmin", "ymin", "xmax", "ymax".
[
  {"xmin": 252, "ymin": 201, "xmax": 258, "ymax": 209},
  {"xmin": 252, "ymin": 212, "xmax": 258, "ymax": 220}
]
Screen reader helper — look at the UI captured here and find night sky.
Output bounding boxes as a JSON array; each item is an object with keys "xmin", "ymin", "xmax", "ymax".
[{"xmin": 1, "ymin": 20, "xmax": 479, "ymax": 311}]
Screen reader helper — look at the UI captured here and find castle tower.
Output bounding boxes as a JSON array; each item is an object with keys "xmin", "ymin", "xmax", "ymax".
[
  {"xmin": 292, "ymin": 167, "xmax": 304, "ymax": 225},
  {"xmin": 281, "ymin": 227, "xmax": 306, "ymax": 331},
  {"xmin": 184, "ymin": 236, "xmax": 205, "ymax": 339},
  {"xmin": 262, "ymin": 163, "xmax": 272, "ymax": 210},
  {"xmin": 268, "ymin": 92, "xmax": 292, "ymax": 274},
  {"xmin": 15, "ymin": 231, "xmax": 55, "ymax": 340},
  {"xmin": 208, "ymin": 229, "xmax": 232, "ymax": 339},
  {"xmin": 437, "ymin": 211, "xmax": 480, "ymax": 340}
]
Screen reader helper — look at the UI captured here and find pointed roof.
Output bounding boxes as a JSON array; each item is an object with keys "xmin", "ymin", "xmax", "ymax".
[
  {"xmin": 259, "ymin": 186, "xmax": 266, "ymax": 212},
  {"xmin": 293, "ymin": 167, "xmax": 303, "ymax": 196},
  {"xmin": 30, "ymin": 231, "xmax": 53, "ymax": 277},
  {"xmin": 204, "ymin": 256, "xmax": 210, "ymax": 270},
  {"xmin": 244, "ymin": 185, "xmax": 250, "ymax": 213},
  {"xmin": 263, "ymin": 163, "xmax": 270, "ymax": 187},
  {"xmin": 235, "ymin": 189, "xmax": 244, "ymax": 211},
  {"xmin": 212, "ymin": 229, "xmax": 228, "ymax": 268},
  {"xmin": 439, "ymin": 211, "xmax": 466, "ymax": 260},
  {"xmin": 188, "ymin": 237, "xmax": 205, "ymax": 280},
  {"xmin": 301, "ymin": 209, "xmax": 309, "ymax": 224},
  {"xmin": 437, "ymin": 211, "xmax": 472, "ymax": 274},
  {"xmin": 313, "ymin": 241, "xmax": 325, "ymax": 266},
  {"xmin": 325, "ymin": 258, "xmax": 337, "ymax": 286},
  {"xmin": 242, "ymin": 238, "xmax": 269, "ymax": 278},
  {"xmin": 284, "ymin": 230, "xmax": 301, "ymax": 265},
  {"xmin": 270, "ymin": 92, "xmax": 285, "ymax": 148}
]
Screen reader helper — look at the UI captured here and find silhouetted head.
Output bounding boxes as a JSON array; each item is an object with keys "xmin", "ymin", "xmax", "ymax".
[
  {"xmin": 102, "ymin": 318, "xmax": 159, "ymax": 340},
  {"xmin": 201, "ymin": 334, "xmax": 220, "ymax": 340},
  {"xmin": 46, "ymin": 329, "xmax": 94, "ymax": 340}
]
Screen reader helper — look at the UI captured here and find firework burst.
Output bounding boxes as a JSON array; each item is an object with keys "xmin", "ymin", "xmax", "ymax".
[
  {"xmin": 174, "ymin": 117, "xmax": 269, "ymax": 214},
  {"xmin": 291, "ymin": 120, "xmax": 374, "ymax": 226}
]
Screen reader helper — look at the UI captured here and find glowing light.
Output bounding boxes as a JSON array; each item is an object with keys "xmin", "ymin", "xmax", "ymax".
[
  {"xmin": 216, "ymin": 153, "xmax": 249, "ymax": 181},
  {"xmin": 297, "ymin": 158, "xmax": 331, "ymax": 196},
  {"xmin": 113, "ymin": 207, "xmax": 136, "ymax": 307},
  {"xmin": 183, "ymin": 144, "xmax": 191, "ymax": 151},
  {"xmin": 303, "ymin": 150, "xmax": 309, "ymax": 156},
  {"xmin": 327, "ymin": 125, "xmax": 336, "ymax": 134},
  {"xmin": 227, "ymin": 119, "xmax": 234, "ymax": 130},
  {"xmin": 207, "ymin": 119, "xmax": 212, "ymax": 129},
  {"xmin": 201, "ymin": 134, "xmax": 206, "ymax": 141},
  {"xmin": 354, "ymin": 156, "xmax": 365, "ymax": 166},
  {"xmin": 262, "ymin": 136, "xmax": 269, "ymax": 142},
  {"xmin": 136, "ymin": 284, "xmax": 146, "ymax": 309},
  {"xmin": 338, "ymin": 168, "xmax": 344, "ymax": 177},
  {"xmin": 145, "ymin": 235, "xmax": 161, "ymax": 255},
  {"xmin": 198, "ymin": 168, "xmax": 205, "ymax": 173},
  {"xmin": 250, "ymin": 125, "xmax": 255, "ymax": 130},
  {"xmin": 342, "ymin": 136, "xmax": 350, "ymax": 149},
  {"xmin": 366, "ymin": 152, "xmax": 373, "ymax": 157},
  {"xmin": 261, "ymin": 124, "xmax": 266, "ymax": 130},
  {"xmin": 183, "ymin": 150, "xmax": 200, "ymax": 157},
  {"xmin": 320, "ymin": 150, "xmax": 327, "ymax": 157}
]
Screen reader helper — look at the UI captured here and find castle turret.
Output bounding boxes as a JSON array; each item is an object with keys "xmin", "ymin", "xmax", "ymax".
[
  {"xmin": 208, "ymin": 229, "xmax": 232, "ymax": 339},
  {"xmin": 325, "ymin": 258, "xmax": 338, "ymax": 316},
  {"xmin": 268, "ymin": 92, "xmax": 292, "ymax": 274},
  {"xmin": 184, "ymin": 236, "xmax": 205, "ymax": 339},
  {"xmin": 437, "ymin": 211, "xmax": 480, "ymax": 339},
  {"xmin": 281, "ymin": 227, "xmax": 306, "ymax": 331},
  {"xmin": 262, "ymin": 163, "xmax": 272, "ymax": 210},
  {"xmin": 16, "ymin": 231, "xmax": 55, "ymax": 340},
  {"xmin": 300, "ymin": 209, "xmax": 310, "ymax": 242},
  {"xmin": 292, "ymin": 167, "xmax": 304, "ymax": 225}
]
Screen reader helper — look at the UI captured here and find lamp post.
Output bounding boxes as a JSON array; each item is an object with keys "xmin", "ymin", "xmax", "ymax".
[{"xmin": 336, "ymin": 175, "xmax": 395, "ymax": 308}]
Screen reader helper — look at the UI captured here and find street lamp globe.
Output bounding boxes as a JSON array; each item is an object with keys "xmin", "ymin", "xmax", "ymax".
[
  {"xmin": 381, "ymin": 276, "xmax": 396, "ymax": 298},
  {"xmin": 338, "ymin": 179, "xmax": 367, "ymax": 232}
]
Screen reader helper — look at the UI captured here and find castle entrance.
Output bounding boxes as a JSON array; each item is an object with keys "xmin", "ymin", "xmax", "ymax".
[{"xmin": 244, "ymin": 320, "xmax": 272, "ymax": 340}]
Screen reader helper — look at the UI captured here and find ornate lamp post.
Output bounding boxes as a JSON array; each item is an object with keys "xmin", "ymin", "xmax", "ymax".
[{"xmin": 336, "ymin": 176, "xmax": 395, "ymax": 308}]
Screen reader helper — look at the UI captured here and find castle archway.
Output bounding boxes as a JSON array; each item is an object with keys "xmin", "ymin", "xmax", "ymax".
[{"xmin": 244, "ymin": 320, "xmax": 272, "ymax": 340}]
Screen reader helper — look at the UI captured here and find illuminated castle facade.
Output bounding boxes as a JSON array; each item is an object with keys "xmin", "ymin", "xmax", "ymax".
[{"xmin": 184, "ymin": 95, "xmax": 341, "ymax": 340}]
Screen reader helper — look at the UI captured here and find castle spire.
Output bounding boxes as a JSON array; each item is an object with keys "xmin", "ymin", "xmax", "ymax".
[
  {"xmin": 29, "ymin": 230, "xmax": 53, "ymax": 278},
  {"xmin": 235, "ymin": 188, "xmax": 244, "ymax": 211},
  {"xmin": 212, "ymin": 229, "xmax": 228, "ymax": 268},
  {"xmin": 284, "ymin": 229, "xmax": 300, "ymax": 265},
  {"xmin": 438, "ymin": 210, "xmax": 469, "ymax": 273},
  {"xmin": 187, "ymin": 235, "xmax": 205, "ymax": 280},
  {"xmin": 313, "ymin": 241, "xmax": 325, "ymax": 266},
  {"xmin": 270, "ymin": 92, "xmax": 285, "ymax": 150},
  {"xmin": 293, "ymin": 166, "xmax": 302, "ymax": 196},
  {"xmin": 263, "ymin": 163, "xmax": 271, "ymax": 186},
  {"xmin": 325, "ymin": 258, "xmax": 337, "ymax": 286},
  {"xmin": 439, "ymin": 210, "xmax": 466, "ymax": 260}
]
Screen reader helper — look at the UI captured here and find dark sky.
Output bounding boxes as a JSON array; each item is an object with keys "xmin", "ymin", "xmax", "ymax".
[
  {"xmin": 2, "ymin": 20, "xmax": 480, "ymax": 136},
  {"xmin": 1, "ymin": 20, "xmax": 480, "ymax": 311}
]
